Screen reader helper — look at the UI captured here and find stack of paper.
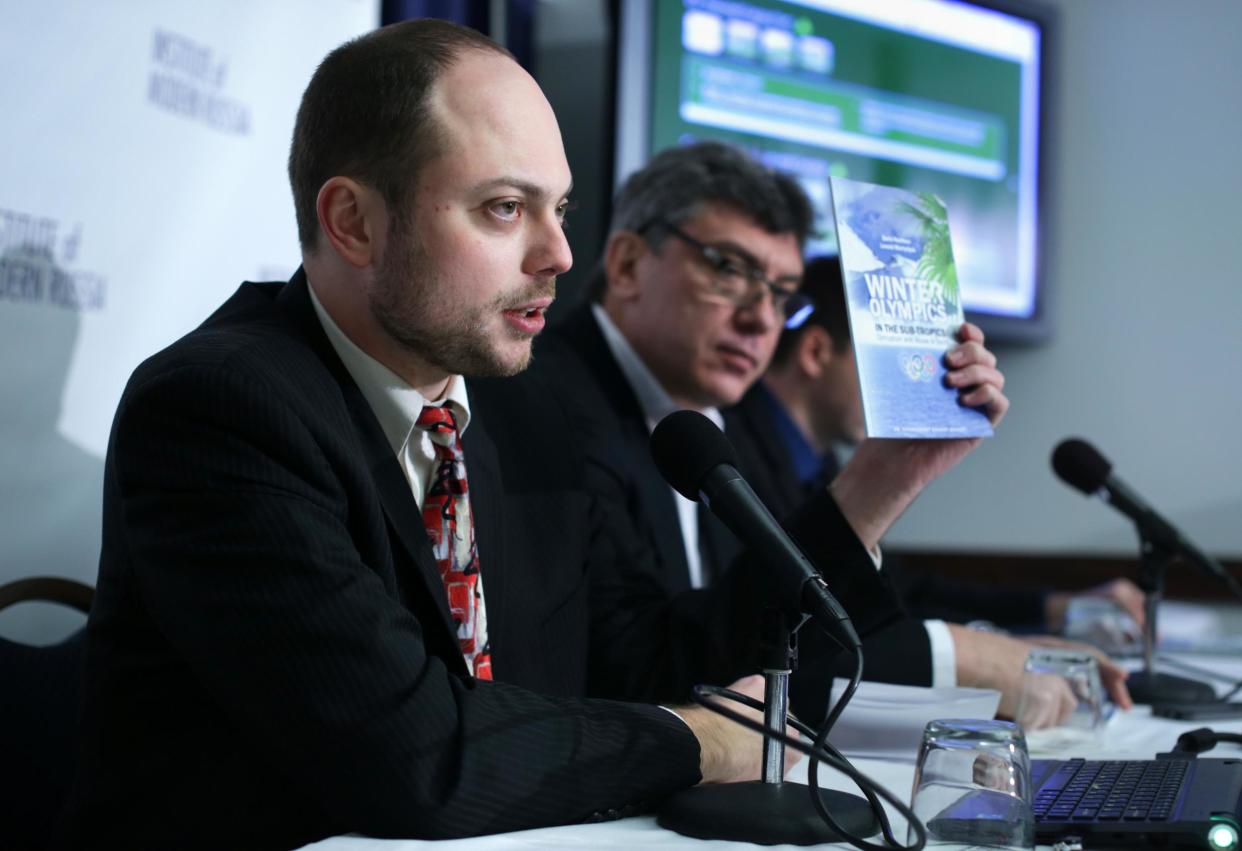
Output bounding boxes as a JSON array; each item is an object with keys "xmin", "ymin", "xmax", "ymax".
[{"xmin": 824, "ymin": 679, "xmax": 1002, "ymax": 761}]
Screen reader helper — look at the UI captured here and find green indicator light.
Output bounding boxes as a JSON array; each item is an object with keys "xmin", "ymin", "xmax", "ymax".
[
  {"xmin": 1209, "ymin": 822, "xmax": 1238, "ymax": 850},
  {"xmin": 793, "ymin": 17, "xmax": 813, "ymax": 36}
]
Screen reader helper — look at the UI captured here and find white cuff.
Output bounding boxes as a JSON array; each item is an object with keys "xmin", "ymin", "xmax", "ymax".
[
  {"xmin": 923, "ymin": 619, "xmax": 957, "ymax": 687},
  {"xmin": 658, "ymin": 704, "xmax": 689, "ymax": 727}
]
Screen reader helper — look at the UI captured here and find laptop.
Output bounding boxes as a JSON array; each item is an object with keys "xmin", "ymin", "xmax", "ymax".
[
  {"xmin": 925, "ymin": 755, "xmax": 1242, "ymax": 849},
  {"xmin": 1031, "ymin": 756, "xmax": 1242, "ymax": 848}
]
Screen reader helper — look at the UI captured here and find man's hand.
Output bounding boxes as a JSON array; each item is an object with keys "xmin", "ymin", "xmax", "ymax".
[
  {"xmin": 949, "ymin": 625, "xmax": 1132, "ymax": 721},
  {"xmin": 677, "ymin": 675, "xmax": 802, "ymax": 784},
  {"xmin": 830, "ymin": 323, "xmax": 1009, "ymax": 550},
  {"xmin": 1044, "ymin": 577, "xmax": 1147, "ymax": 632},
  {"xmin": 1026, "ymin": 635, "xmax": 1133, "ymax": 711},
  {"xmin": 1014, "ymin": 672, "xmax": 1079, "ymax": 730},
  {"xmin": 949, "ymin": 625, "xmax": 1037, "ymax": 718}
]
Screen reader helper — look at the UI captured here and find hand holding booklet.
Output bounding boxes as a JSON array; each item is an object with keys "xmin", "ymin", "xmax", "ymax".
[
  {"xmin": 826, "ymin": 678, "xmax": 1001, "ymax": 761},
  {"xmin": 828, "ymin": 176, "xmax": 994, "ymax": 439}
]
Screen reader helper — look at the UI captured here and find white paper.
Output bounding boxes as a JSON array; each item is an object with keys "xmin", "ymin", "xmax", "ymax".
[{"xmin": 825, "ymin": 679, "xmax": 1001, "ymax": 761}]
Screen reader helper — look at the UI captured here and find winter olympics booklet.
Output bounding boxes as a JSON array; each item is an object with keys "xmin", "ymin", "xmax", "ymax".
[{"xmin": 827, "ymin": 176, "xmax": 993, "ymax": 439}]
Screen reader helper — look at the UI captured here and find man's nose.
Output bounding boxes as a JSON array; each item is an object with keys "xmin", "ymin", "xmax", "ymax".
[
  {"xmin": 733, "ymin": 289, "xmax": 780, "ymax": 334},
  {"xmin": 527, "ymin": 215, "xmax": 573, "ymax": 278}
]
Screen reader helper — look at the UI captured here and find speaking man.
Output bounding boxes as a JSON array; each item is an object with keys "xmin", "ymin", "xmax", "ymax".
[{"xmin": 54, "ymin": 21, "xmax": 897, "ymax": 850}]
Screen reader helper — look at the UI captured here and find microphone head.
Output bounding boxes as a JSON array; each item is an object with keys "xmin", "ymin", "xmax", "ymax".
[
  {"xmin": 1051, "ymin": 437, "xmax": 1113, "ymax": 495},
  {"xmin": 650, "ymin": 410, "xmax": 740, "ymax": 501}
]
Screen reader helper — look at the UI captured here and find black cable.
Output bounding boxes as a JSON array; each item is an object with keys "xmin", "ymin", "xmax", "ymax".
[
  {"xmin": 691, "ymin": 683, "xmax": 927, "ymax": 851},
  {"xmin": 1172, "ymin": 727, "xmax": 1242, "ymax": 755},
  {"xmin": 821, "ymin": 736, "xmax": 900, "ymax": 845},
  {"xmin": 808, "ymin": 645, "xmax": 908, "ymax": 848},
  {"xmin": 819, "ymin": 640, "xmax": 862, "ymax": 738}
]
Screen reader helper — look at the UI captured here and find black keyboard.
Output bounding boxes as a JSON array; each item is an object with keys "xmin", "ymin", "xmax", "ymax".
[{"xmin": 1034, "ymin": 759, "xmax": 1190, "ymax": 823}]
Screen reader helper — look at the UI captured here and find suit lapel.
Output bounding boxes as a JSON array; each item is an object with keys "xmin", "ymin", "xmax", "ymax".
[
  {"xmin": 628, "ymin": 421, "xmax": 692, "ymax": 593},
  {"xmin": 553, "ymin": 307, "xmax": 693, "ymax": 594},
  {"xmin": 275, "ymin": 270, "xmax": 459, "ymax": 647},
  {"xmin": 725, "ymin": 388, "xmax": 802, "ymax": 520},
  {"xmin": 347, "ymin": 385, "xmax": 457, "ymax": 641}
]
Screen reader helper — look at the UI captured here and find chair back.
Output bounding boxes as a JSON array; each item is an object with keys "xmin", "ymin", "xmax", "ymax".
[{"xmin": 0, "ymin": 578, "xmax": 93, "ymax": 851}]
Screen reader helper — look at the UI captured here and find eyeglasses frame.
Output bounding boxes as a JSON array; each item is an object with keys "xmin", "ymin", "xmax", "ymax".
[{"xmin": 637, "ymin": 218, "xmax": 813, "ymax": 327}]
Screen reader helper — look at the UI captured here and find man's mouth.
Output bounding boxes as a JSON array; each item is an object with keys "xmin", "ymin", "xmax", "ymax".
[
  {"xmin": 716, "ymin": 343, "xmax": 757, "ymax": 374},
  {"xmin": 501, "ymin": 297, "xmax": 554, "ymax": 335}
]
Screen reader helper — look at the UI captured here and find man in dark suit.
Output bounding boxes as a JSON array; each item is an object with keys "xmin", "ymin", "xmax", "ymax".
[
  {"xmin": 56, "ymin": 21, "xmax": 910, "ymax": 850},
  {"xmin": 533, "ymin": 142, "xmax": 1129, "ymax": 720},
  {"xmin": 744, "ymin": 256, "xmax": 1147, "ymax": 640}
]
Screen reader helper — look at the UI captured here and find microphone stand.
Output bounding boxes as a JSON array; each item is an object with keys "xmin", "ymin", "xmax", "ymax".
[
  {"xmin": 657, "ymin": 608, "xmax": 879, "ymax": 845},
  {"xmin": 1125, "ymin": 531, "xmax": 1218, "ymax": 704},
  {"xmin": 761, "ymin": 610, "xmax": 794, "ymax": 785}
]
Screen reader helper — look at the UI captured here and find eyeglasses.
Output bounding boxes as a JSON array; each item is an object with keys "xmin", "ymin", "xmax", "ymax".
[{"xmin": 640, "ymin": 219, "xmax": 812, "ymax": 327}]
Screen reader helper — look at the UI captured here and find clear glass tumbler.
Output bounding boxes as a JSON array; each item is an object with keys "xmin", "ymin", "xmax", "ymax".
[
  {"xmin": 1016, "ymin": 647, "xmax": 1106, "ymax": 745},
  {"xmin": 908, "ymin": 718, "xmax": 1034, "ymax": 850}
]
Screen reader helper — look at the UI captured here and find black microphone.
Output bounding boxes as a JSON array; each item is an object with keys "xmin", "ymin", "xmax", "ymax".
[
  {"xmin": 1051, "ymin": 438, "xmax": 1241, "ymax": 598},
  {"xmin": 650, "ymin": 410, "xmax": 860, "ymax": 649}
]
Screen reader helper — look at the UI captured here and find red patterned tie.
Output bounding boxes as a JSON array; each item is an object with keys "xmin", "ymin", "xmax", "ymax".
[{"xmin": 415, "ymin": 404, "xmax": 492, "ymax": 680}]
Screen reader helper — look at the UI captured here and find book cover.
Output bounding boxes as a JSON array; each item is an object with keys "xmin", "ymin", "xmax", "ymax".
[{"xmin": 828, "ymin": 176, "xmax": 993, "ymax": 439}]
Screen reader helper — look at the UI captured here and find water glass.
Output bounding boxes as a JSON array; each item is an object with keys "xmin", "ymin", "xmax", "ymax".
[
  {"xmin": 908, "ymin": 718, "xmax": 1034, "ymax": 850},
  {"xmin": 1016, "ymin": 648, "xmax": 1105, "ymax": 742}
]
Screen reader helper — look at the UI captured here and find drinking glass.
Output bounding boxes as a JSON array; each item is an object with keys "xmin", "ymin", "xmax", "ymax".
[
  {"xmin": 1016, "ymin": 648, "xmax": 1105, "ymax": 745},
  {"xmin": 908, "ymin": 718, "xmax": 1034, "ymax": 849}
]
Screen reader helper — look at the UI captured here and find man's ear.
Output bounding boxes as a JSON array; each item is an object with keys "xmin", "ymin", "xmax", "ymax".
[
  {"xmin": 315, "ymin": 177, "xmax": 381, "ymax": 268},
  {"xmin": 603, "ymin": 230, "xmax": 649, "ymax": 301},
  {"xmin": 797, "ymin": 326, "xmax": 836, "ymax": 379}
]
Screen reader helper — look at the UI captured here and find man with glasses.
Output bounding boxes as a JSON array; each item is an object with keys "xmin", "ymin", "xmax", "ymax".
[{"xmin": 535, "ymin": 142, "xmax": 1020, "ymax": 716}]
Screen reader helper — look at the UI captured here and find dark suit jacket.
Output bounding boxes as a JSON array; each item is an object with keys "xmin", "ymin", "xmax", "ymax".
[
  {"xmin": 729, "ymin": 383, "xmax": 1048, "ymax": 629},
  {"xmin": 533, "ymin": 305, "xmax": 930, "ymax": 711},
  {"xmin": 56, "ymin": 274, "xmax": 902, "ymax": 850}
]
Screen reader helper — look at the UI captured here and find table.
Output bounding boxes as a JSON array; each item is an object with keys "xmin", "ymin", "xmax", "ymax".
[{"xmin": 303, "ymin": 636, "xmax": 1242, "ymax": 850}]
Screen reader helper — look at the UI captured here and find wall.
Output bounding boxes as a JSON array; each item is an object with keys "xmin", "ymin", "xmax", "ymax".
[{"xmin": 886, "ymin": 0, "xmax": 1242, "ymax": 557}]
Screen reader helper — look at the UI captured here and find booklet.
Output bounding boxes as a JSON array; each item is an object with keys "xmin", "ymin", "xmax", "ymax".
[{"xmin": 827, "ymin": 176, "xmax": 993, "ymax": 439}]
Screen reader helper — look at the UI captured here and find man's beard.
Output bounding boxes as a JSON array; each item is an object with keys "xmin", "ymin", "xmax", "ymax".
[{"xmin": 369, "ymin": 225, "xmax": 553, "ymax": 379}]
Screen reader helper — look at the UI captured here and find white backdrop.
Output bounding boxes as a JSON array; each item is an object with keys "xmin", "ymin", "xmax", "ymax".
[{"xmin": 0, "ymin": 0, "xmax": 379, "ymax": 643}]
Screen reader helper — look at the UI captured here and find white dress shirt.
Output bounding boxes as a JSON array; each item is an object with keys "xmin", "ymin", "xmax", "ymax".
[{"xmin": 308, "ymin": 284, "xmax": 472, "ymax": 508}]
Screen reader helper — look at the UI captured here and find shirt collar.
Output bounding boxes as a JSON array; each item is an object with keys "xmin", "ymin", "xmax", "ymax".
[
  {"xmin": 307, "ymin": 279, "xmax": 471, "ymax": 455},
  {"xmin": 591, "ymin": 303, "xmax": 723, "ymax": 432}
]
